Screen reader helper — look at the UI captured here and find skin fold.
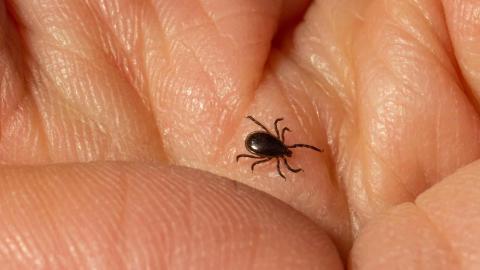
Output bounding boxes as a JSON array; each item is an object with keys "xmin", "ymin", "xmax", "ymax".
[{"xmin": 1, "ymin": 0, "xmax": 480, "ymax": 268}]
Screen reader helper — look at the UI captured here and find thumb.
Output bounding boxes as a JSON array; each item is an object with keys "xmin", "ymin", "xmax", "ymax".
[{"xmin": 0, "ymin": 162, "xmax": 342, "ymax": 269}]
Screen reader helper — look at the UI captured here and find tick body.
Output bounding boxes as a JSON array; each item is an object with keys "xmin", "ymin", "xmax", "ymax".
[
  {"xmin": 236, "ymin": 116, "xmax": 323, "ymax": 180},
  {"xmin": 245, "ymin": 132, "xmax": 292, "ymax": 157}
]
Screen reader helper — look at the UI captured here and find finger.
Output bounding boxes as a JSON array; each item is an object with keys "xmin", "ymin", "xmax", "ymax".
[
  {"xmin": 285, "ymin": 0, "xmax": 480, "ymax": 230},
  {"xmin": 441, "ymin": 0, "xmax": 480, "ymax": 108},
  {"xmin": 2, "ymin": 0, "xmax": 164, "ymax": 163},
  {"xmin": 146, "ymin": 0, "xmax": 304, "ymax": 161},
  {"xmin": 351, "ymin": 160, "xmax": 480, "ymax": 269},
  {"xmin": 0, "ymin": 163, "xmax": 342, "ymax": 269}
]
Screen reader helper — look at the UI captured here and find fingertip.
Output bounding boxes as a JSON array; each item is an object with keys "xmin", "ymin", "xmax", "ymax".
[{"xmin": 0, "ymin": 163, "xmax": 343, "ymax": 269}]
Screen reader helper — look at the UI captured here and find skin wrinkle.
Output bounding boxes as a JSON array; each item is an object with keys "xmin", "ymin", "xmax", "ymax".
[
  {"xmin": 178, "ymin": 36, "xmax": 234, "ymax": 106},
  {"xmin": 27, "ymin": 172, "xmax": 69, "ymax": 267},
  {"xmin": 392, "ymin": 0, "xmax": 450, "ymax": 64},
  {"xmin": 355, "ymin": 13, "xmax": 474, "ymax": 196},
  {"xmin": 84, "ymin": 1, "xmax": 148, "ymax": 100},
  {"xmin": 0, "ymin": 84, "xmax": 29, "ymax": 135},
  {"xmin": 275, "ymin": 48, "xmax": 349, "ymax": 119},
  {"xmin": 302, "ymin": 3, "xmax": 358, "ymax": 101},
  {"xmin": 448, "ymin": 5, "xmax": 480, "ymax": 114},
  {"xmin": 207, "ymin": 9, "xmax": 278, "ymax": 52},
  {"xmin": 51, "ymin": 178, "xmax": 96, "ymax": 267},
  {"xmin": 372, "ymin": 35, "xmax": 452, "ymax": 99},
  {"xmin": 168, "ymin": 15, "xmax": 228, "ymax": 44},
  {"xmin": 146, "ymin": 167, "xmax": 178, "ymax": 268},
  {"xmin": 25, "ymin": 66, "xmax": 54, "ymax": 162},
  {"xmin": 207, "ymin": 3, "xmax": 279, "ymax": 25},
  {"xmin": 205, "ymin": 188, "xmax": 236, "ymax": 267},
  {"xmin": 0, "ymin": 59, "xmax": 26, "ymax": 124},
  {"xmin": 89, "ymin": 167, "xmax": 139, "ymax": 267},
  {"xmin": 160, "ymin": 38, "xmax": 219, "ymax": 157},
  {"xmin": 142, "ymin": 6, "xmax": 173, "ymax": 161},
  {"xmin": 454, "ymin": 2, "xmax": 478, "ymax": 40},
  {"xmin": 197, "ymin": 0, "xmax": 236, "ymax": 51},
  {"xmin": 175, "ymin": 4, "xmax": 278, "ymax": 163},
  {"xmin": 306, "ymin": 38, "xmax": 348, "ymax": 98},
  {"xmin": 358, "ymin": 85, "xmax": 417, "ymax": 198},
  {"xmin": 18, "ymin": 98, "xmax": 50, "ymax": 163},
  {"xmin": 413, "ymin": 0, "xmax": 457, "ymax": 66},
  {"xmin": 164, "ymin": 38, "xmax": 213, "ymax": 96},
  {"xmin": 137, "ymin": 169, "xmax": 173, "ymax": 268},
  {"xmin": 290, "ymin": 39, "xmax": 353, "ymax": 114},
  {"xmin": 34, "ymin": 3, "xmax": 161, "ymax": 157},
  {"xmin": 278, "ymin": 78, "xmax": 331, "ymax": 187},
  {"xmin": 45, "ymin": 173, "xmax": 103, "ymax": 268},
  {"xmin": 170, "ymin": 170, "xmax": 231, "ymax": 266},
  {"xmin": 172, "ymin": 184, "xmax": 195, "ymax": 268},
  {"xmin": 109, "ymin": 167, "xmax": 129, "ymax": 268},
  {"xmin": 444, "ymin": 1, "xmax": 480, "ymax": 114},
  {"xmin": 35, "ymin": 44, "xmax": 106, "ymax": 123},
  {"xmin": 392, "ymin": 25, "xmax": 457, "ymax": 81},
  {"xmin": 155, "ymin": 5, "xmax": 278, "ymax": 159},
  {"xmin": 31, "ymin": 37, "xmax": 163, "ymax": 161},
  {"xmin": 347, "ymin": 54, "xmax": 390, "ymax": 211},
  {"xmin": 69, "ymin": 16, "xmax": 152, "ymax": 131},
  {"xmin": 348, "ymin": 144, "xmax": 374, "ymax": 228},
  {"xmin": 268, "ymin": 54, "xmax": 352, "ymax": 251},
  {"xmin": 361, "ymin": 118, "xmax": 417, "ymax": 200},
  {"xmin": 35, "ymin": 67, "xmax": 110, "ymax": 139},
  {"xmin": 39, "ymin": 41, "xmax": 106, "ymax": 84}
]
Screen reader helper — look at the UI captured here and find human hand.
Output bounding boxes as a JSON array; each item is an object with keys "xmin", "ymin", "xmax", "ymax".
[{"xmin": 1, "ymin": 0, "xmax": 480, "ymax": 269}]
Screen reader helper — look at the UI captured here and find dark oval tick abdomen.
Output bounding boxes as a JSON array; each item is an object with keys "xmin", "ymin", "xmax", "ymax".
[{"xmin": 245, "ymin": 132, "xmax": 291, "ymax": 157}]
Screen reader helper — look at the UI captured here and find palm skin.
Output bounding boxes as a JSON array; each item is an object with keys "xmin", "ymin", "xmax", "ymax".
[{"xmin": 1, "ymin": 0, "xmax": 480, "ymax": 269}]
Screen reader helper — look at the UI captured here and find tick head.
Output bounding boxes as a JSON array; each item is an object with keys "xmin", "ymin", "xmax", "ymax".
[{"xmin": 286, "ymin": 149, "xmax": 293, "ymax": 157}]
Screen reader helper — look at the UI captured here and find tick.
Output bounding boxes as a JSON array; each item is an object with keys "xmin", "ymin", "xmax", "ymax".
[{"xmin": 236, "ymin": 116, "xmax": 323, "ymax": 179}]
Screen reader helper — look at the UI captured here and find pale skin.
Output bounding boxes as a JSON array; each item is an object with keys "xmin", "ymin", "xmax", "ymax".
[{"xmin": 1, "ymin": 0, "xmax": 480, "ymax": 269}]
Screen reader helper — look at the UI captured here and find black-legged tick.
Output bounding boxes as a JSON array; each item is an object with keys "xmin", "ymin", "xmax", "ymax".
[{"xmin": 236, "ymin": 116, "xmax": 323, "ymax": 179}]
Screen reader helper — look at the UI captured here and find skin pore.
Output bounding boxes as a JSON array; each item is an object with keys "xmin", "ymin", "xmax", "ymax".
[{"xmin": 1, "ymin": 0, "xmax": 480, "ymax": 268}]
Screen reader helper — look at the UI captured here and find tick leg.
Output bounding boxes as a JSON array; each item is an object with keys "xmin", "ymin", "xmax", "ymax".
[
  {"xmin": 281, "ymin": 127, "xmax": 291, "ymax": 142},
  {"xmin": 288, "ymin": 144, "xmax": 324, "ymax": 152},
  {"xmin": 274, "ymin": 118, "xmax": 284, "ymax": 138},
  {"xmin": 276, "ymin": 158, "xmax": 286, "ymax": 180},
  {"xmin": 251, "ymin": 158, "xmax": 272, "ymax": 172},
  {"xmin": 283, "ymin": 157, "xmax": 303, "ymax": 173},
  {"xmin": 236, "ymin": 154, "xmax": 262, "ymax": 162},
  {"xmin": 246, "ymin": 116, "xmax": 271, "ymax": 133}
]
